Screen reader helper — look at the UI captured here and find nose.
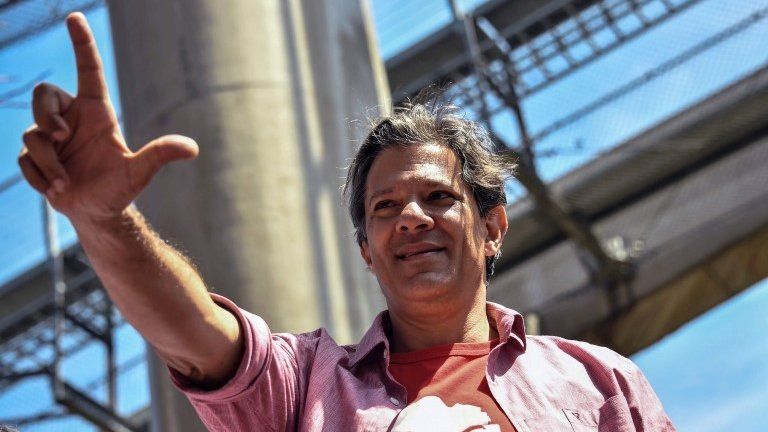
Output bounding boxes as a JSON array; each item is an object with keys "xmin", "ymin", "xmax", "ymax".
[{"xmin": 397, "ymin": 200, "xmax": 434, "ymax": 233}]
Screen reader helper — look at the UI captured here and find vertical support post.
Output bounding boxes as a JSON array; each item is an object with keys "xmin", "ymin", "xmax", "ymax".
[
  {"xmin": 524, "ymin": 313, "xmax": 540, "ymax": 336},
  {"xmin": 105, "ymin": 296, "xmax": 117, "ymax": 413},
  {"xmin": 42, "ymin": 196, "xmax": 66, "ymax": 400},
  {"xmin": 448, "ymin": 3, "xmax": 630, "ymax": 290},
  {"xmin": 448, "ymin": 0, "xmax": 491, "ymax": 122},
  {"xmin": 106, "ymin": 1, "xmax": 389, "ymax": 430}
]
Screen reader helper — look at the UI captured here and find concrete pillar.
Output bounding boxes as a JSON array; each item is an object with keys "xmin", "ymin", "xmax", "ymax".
[{"xmin": 106, "ymin": 1, "xmax": 388, "ymax": 430}]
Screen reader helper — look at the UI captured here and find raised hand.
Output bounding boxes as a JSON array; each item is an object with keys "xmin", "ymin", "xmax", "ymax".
[{"xmin": 18, "ymin": 12, "xmax": 198, "ymax": 225}]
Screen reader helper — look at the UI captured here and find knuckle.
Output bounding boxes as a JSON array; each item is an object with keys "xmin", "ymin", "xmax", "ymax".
[
  {"xmin": 22, "ymin": 130, "xmax": 34, "ymax": 145},
  {"xmin": 22, "ymin": 130, "xmax": 41, "ymax": 147},
  {"xmin": 17, "ymin": 156, "xmax": 38, "ymax": 177},
  {"xmin": 32, "ymin": 83, "xmax": 50, "ymax": 98}
]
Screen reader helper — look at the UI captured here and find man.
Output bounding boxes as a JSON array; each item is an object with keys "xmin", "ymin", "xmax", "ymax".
[{"xmin": 19, "ymin": 13, "xmax": 675, "ymax": 431}]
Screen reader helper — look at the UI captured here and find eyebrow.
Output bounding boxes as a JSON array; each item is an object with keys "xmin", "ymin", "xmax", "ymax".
[
  {"xmin": 367, "ymin": 180, "xmax": 458, "ymax": 206},
  {"xmin": 368, "ymin": 188, "xmax": 393, "ymax": 206}
]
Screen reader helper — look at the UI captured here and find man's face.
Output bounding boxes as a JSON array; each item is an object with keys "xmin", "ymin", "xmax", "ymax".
[{"xmin": 359, "ymin": 142, "xmax": 506, "ymax": 312}]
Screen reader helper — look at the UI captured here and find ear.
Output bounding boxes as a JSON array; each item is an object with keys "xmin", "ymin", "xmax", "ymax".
[
  {"xmin": 484, "ymin": 205, "xmax": 508, "ymax": 257},
  {"xmin": 359, "ymin": 240, "xmax": 374, "ymax": 270}
]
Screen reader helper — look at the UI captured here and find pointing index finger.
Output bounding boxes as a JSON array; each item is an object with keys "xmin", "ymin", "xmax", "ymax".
[{"xmin": 66, "ymin": 12, "xmax": 108, "ymax": 99}]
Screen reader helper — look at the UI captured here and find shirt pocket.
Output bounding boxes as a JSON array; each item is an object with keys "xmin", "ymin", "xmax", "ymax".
[{"xmin": 564, "ymin": 394, "xmax": 636, "ymax": 432}]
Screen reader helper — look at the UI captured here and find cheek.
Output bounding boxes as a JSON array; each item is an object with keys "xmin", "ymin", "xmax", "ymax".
[
  {"xmin": 366, "ymin": 226, "xmax": 390, "ymax": 264},
  {"xmin": 459, "ymin": 219, "xmax": 488, "ymax": 257}
]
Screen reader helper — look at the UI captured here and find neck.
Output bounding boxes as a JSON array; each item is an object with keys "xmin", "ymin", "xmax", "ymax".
[{"xmin": 387, "ymin": 292, "xmax": 497, "ymax": 353}]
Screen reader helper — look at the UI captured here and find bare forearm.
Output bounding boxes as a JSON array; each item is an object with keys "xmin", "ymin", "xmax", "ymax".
[{"xmin": 71, "ymin": 206, "xmax": 242, "ymax": 385}]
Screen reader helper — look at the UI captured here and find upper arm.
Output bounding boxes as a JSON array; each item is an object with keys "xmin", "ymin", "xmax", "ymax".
[{"xmin": 168, "ymin": 295, "xmax": 303, "ymax": 431}]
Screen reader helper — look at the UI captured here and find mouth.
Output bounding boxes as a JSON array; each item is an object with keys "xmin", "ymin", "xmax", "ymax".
[{"xmin": 396, "ymin": 247, "xmax": 446, "ymax": 260}]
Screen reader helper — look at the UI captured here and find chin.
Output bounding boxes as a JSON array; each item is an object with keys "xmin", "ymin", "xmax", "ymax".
[{"xmin": 394, "ymin": 273, "xmax": 457, "ymax": 302}]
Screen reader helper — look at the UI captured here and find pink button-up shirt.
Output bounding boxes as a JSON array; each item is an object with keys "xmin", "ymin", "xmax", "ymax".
[{"xmin": 171, "ymin": 294, "xmax": 676, "ymax": 431}]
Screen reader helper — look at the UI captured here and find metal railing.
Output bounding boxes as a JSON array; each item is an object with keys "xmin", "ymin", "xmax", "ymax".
[{"xmin": 0, "ymin": 182, "xmax": 144, "ymax": 430}]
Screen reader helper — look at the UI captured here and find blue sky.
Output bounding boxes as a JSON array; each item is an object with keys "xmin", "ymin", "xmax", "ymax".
[
  {"xmin": 1, "ymin": 1, "xmax": 767, "ymax": 430},
  {"xmin": 634, "ymin": 280, "xmax": 768, "ymax": 431}
]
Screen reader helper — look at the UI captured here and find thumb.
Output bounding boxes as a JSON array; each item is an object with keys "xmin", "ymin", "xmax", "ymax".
[{"xmin": 131, "ymin": 134, "xmax": 199, "ymax": 186}]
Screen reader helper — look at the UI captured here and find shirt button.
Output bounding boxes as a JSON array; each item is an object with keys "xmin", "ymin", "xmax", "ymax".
[{"xmin": 389, "ymin": 397, "xmax": 401, "ymax": 406}]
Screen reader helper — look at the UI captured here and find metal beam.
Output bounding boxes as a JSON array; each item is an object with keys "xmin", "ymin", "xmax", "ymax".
[
  {"xmin": 54, "ymin": 381, "xmax": 141, "ymax": 432},
  {"xmin": 500, "ymin": 142, "xmax": 631, "ymax": 284},
  {"xmin": 0, "ymin": 0, "xmax": 104, "ymax": 51},
  {"xmin": 449, "ymin": 1, "xmax": 628, "ymax": 285},
  {"xmin": 581, "ymin": 223, "xmax": 768, "ymax": 355},
  {"xmin": 387, "ymin": 0, "xmax": 593, "ymax": 100},
  {"xmin": 491, "ymin": 131, "xmax": 768, "ymax": 349},
  {"xmin": 387, "ymin": 0, "xmax": 704, "ymax": 103},
  {"xmin": 495, "ymin": 63, "xmax": 768, "ymax": 270},
  {"xmin": 489, "ymin": 66, "xmax": 768, "ymax": 353}
]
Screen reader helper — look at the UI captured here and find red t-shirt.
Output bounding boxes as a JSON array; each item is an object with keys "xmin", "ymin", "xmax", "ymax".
[{"xmin": 389, "ymin": 340, "xmax": 516, "ymax": 431}]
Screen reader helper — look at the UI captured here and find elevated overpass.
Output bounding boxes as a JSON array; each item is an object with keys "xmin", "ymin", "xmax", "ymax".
[
  {"xmin": 1, "ymin": 0, "xmax": 767, "ymax": 429},
  {"xmin": 382, "ymin": 0, "xmax": 768, "ymax": 353},
  {"xmin": 491, "ymin": 65, "xmax": 768, "ymax": 354},
  {"xmin": 4, "ymin": 61, "xmax": 766, "ymax": 368}
]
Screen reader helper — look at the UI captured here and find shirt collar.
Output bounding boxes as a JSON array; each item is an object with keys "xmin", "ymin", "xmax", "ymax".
[
  {"xmin": 348, "ymin": 309, "xmax": 391, "ymax": 368},
  {"xmin": 486, "ymin": 301, "xmax": 527, "ymax": 350},
  {"xmin": 348, "ymin": 302, "xmax": 527, "ymax": 368}
]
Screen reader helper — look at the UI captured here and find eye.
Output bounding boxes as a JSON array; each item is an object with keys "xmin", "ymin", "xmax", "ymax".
[
  {"xmin": 373, "ymin": 199, "xmax": 395, "ymax": 211},
  {"xmin": 428, "ymin": 191, "xmax": 455, "ymax": 201}
]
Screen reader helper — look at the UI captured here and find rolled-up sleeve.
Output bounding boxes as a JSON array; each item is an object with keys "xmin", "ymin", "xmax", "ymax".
[{"xmin": 169, "ymin": 294, "xmax": 300, "ymax": 431}]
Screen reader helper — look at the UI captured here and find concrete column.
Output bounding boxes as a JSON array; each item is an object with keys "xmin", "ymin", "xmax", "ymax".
[{"xmin": 106, "ymin": 1, "xmax": 388, "ymax": 430}]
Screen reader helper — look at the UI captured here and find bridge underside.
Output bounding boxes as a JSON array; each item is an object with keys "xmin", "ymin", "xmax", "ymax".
[
  {"xmin": 3, "ymin": 0, "xmax": 766, "ymax": 362},
  {"xmin": 2, "ymin": 0, "xmax": 767, "ymax": 429},
  {"xmin": 384, "ymin": 0, "xmax": 768, "ymax": 354},
  {"xmin": 489, "ymin": 66, "xmax": 768, "ymax": 354}
]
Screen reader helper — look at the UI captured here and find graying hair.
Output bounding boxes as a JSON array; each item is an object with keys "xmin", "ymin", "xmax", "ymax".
[{"xmin": 343, "ymin": 97, "xmax": 516, "ymax": 279}]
